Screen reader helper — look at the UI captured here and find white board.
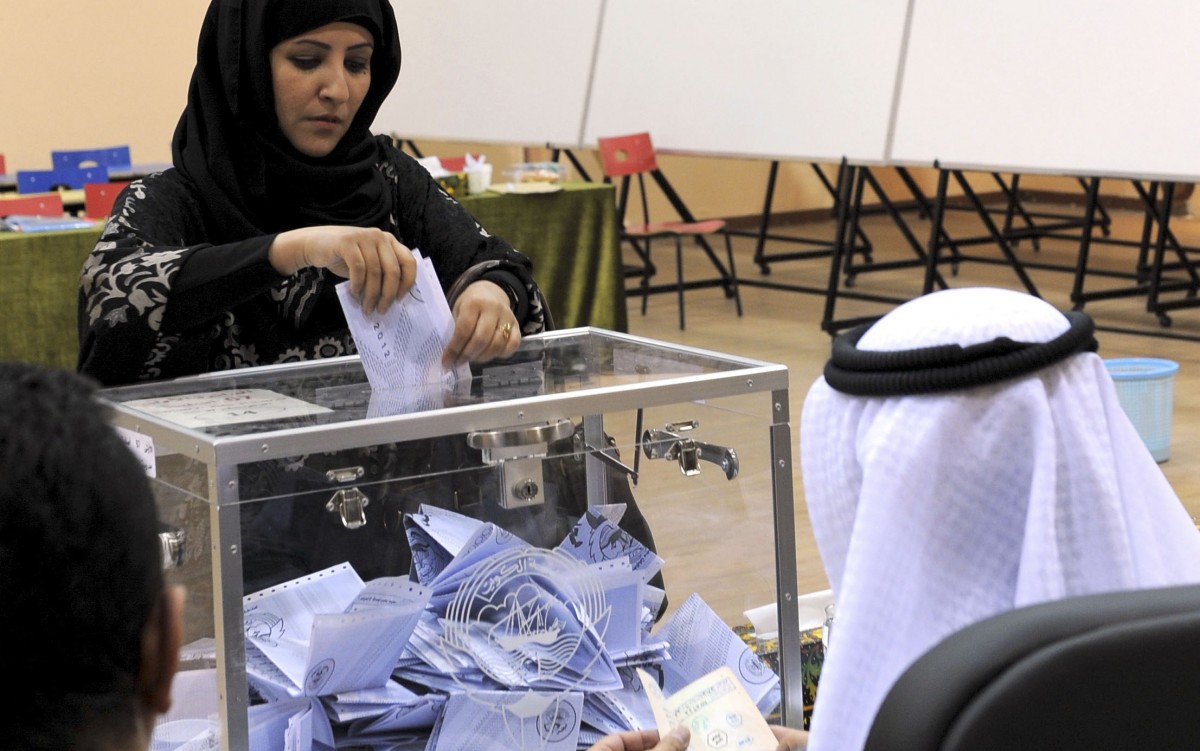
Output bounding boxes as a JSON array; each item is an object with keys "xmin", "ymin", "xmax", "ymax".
[
  {"xmin": 374, "ymin": 0, "xmax": 602, "ymax": 146},
  {"xmin": 582, "ymin": 0, "xmax": 912, "ymax": 163},
  {"xmin": 890, "ymin": 0, "xmax": 1200, "ymax": 181}
]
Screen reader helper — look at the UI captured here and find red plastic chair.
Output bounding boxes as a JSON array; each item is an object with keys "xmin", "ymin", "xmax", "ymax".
[
  {"xmin": 84, "ymin": 181, "xmax": 129, "ymax": 220},
  {"xmin": 0, "ymin": 192, "xmax": 65, "ymax": 217},
  {"xmin": 596, "ymin": 132, "xmax": 741, "ymax": 330}
]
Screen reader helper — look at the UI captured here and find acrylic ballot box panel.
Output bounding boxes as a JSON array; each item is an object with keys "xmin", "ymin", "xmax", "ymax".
[{"xmin": 98, "ymin": 328, "xmax": 798, "ymax": 750}]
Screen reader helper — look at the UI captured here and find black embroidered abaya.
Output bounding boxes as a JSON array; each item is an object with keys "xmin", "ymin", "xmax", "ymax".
[
  {"xmin": 74, "ymin": 0, "xmax": 660, "ymax": 598},
  {"xmin": 77, "ymin": 0, "xmax": 544, "ymax": 387}
]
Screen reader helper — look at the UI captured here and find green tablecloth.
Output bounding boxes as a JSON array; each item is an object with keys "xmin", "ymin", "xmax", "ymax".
[
  {"xmin": 0, "ymin": 226, "xmax": 97, "ymax": 370},
  {"xmin": 461, "ymin": 181, "xmax": 625, "ymax": 334},
  {"xmin": 0, "ymin": 181, "xmax": 623, "ymax": 369}
]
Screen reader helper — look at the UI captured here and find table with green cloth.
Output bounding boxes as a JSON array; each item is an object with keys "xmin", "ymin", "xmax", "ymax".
[
  {"xmin": 0, "ymin": 181, "xmax": 624, "ymax": 369},
  {"xmin": 0, "ymin": 225, "xmax": 98, "ymax": 370},
  {"xmin": 460, "ymin": 181, "xmax": 625, "ymax": 333}
]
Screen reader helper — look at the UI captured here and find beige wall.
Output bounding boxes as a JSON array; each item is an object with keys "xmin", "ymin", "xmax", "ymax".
[
  {"xmin": 0, "ymin": 2, "xmax": 210, "ymax": 168},
  {"xmin": 0, "ymin": 2, "xmax": 1173, "ymax": 222}
]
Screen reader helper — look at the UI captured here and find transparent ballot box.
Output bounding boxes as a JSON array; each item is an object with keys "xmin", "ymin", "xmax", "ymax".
[{"xmin": 98, "ymin": 328, "xmax": 801, "ymax": 750}]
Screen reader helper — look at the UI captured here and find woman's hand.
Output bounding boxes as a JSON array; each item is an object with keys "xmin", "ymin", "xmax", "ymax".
[
  {"xmin": 588, "ymin": 727, "xmax": 690, "ymax": 751},
  {"xmin": 443, "ymin": 280, "xmax": 520, "ymax": 367},
  {"xmin": 270, "ymin": 226, "xmax": 417, "ymax": 314}
]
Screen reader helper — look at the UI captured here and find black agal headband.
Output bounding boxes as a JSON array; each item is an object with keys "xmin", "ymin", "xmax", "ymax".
[{"xmin": 823, "ymin": 310, "xmax": 1098, "ymax": 397}]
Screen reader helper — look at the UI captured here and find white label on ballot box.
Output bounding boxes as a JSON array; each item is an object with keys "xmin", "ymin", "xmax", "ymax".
[
  {"xmin": 116, "ymin": 425, "xmax": 156, "ymax": 477},
  {"xmin": 123, "ymin": 388, "xmax": 332, "ymax": 429}
]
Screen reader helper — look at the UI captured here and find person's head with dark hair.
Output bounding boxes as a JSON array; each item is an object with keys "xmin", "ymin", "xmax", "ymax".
[{"xmin": 0, "ymin": 362, "xmax": 183, "ymax": 751}]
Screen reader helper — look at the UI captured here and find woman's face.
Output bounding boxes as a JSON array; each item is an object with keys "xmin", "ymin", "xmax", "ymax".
[{"xmin": 269, "ymin": 21, "xmax": 374, "ymax": 158}]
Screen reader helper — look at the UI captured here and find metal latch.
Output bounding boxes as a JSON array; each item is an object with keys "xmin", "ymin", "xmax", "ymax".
[
  {"xmin": 467, "ymin": 418, "xmax": 575, "ymax": 509},
  {"xmin": 325, "ymin": 467, "xmax": 369, "ymax": 530},
  {"xmin": 641, "ymin": 421, "xmax": 740, "ymax": 480},
  {"xmin": 159, "ymin": 527, "xmax": 185, "ymax": 570}
]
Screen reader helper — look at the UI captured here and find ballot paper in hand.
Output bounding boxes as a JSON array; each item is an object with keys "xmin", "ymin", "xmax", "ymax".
[
  {"xmin": 242, "ymin": 563, "xmax": 431, "ymax": 698},
  {"xmin": 637, "ymin": 666, "xmax": 778, "ymax": 751},
  {"xmin": 336, "ymin": 249, "xmax": 470, "ymax": 396}
]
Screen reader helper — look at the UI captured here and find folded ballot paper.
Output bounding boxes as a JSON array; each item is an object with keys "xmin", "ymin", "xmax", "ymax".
[
  {"xmin": 428, "ymin": 691, "xmax": 585, "ymax": 751},
  {"xmin": 403, "ymin": 503, "xmax": 667, "ymax": 650},
  {"xmin": 237, "ymin": 505, "xmax": 781, "ymax": 751},
  {"xmin": 336, "ymin": 249, "xmax": 471, "ymax": 407},
  {"xmin": 655, "ymin": 593, "xmax": 782, "ymax": 717},
  {"xmin": 326, "ymin": 680, "xmax": 445, "ymax": 736},
  {"xmin": 403, "ymin": 522, "xmax": 625, "ymax": 695},
  {"xmin": 248, "ymin": 698, "xmax": 334, "ymax": 751},
  {"xmin": 242, "ymin": 564, "xmax": 431, "ymax": 700}
]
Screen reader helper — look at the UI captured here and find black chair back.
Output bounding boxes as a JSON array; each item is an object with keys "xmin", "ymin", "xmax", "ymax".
[{"xmin": 865, "ymin": 584, "xmax": 1200, "ymax": 751}]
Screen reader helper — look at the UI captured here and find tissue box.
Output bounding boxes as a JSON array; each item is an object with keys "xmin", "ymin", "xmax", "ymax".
[
  {"xmin": 736, "ymin": 624, "xmax": 826, "ymax": 729},
  {"xmin": 798, "ymin": 626, "xmax": 825, "ymax": 729},
  {"xmin": 502, "ymin": 161, "xmax": 564, "ymax": 185},
  {"xmin": 435, "ymin": 172, "xmax": 467, "ymax": 197}
]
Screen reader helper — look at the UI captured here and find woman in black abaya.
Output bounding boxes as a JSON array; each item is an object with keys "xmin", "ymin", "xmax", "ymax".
[
  {"xmin": 77, "ymin": 0, "xmax": 661, "ymax": 592},
  {"xmin": 79, "ymin": 0, "xmax": 543, "ymax": 387}
]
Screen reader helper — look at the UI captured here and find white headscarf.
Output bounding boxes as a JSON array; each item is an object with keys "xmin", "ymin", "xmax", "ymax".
[{"xmin": 801, "ymin": 287, "xmax": 1200, "ymax": 751}]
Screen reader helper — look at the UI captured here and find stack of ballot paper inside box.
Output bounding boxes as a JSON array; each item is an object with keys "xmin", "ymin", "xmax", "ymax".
[{"xmin": 161, "ymin": 503, "xmax": 782, "ymax": 751}]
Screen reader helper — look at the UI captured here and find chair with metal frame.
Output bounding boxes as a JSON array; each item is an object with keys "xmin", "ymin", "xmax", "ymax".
[{"xmin": 596, "ymin": 132, "xmax": 742, "ymax": 330}]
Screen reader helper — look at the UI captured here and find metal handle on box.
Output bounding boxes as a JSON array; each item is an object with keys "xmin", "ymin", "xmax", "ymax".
[{"xmin": 465, "ymin": 418, "xmax": 575, "ymax": 450}]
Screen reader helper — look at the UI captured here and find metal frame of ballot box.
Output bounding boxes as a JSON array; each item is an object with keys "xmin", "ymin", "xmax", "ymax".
[{"xmin": 98, "ymin": 328, "xmax": 800, "ymax": 750}]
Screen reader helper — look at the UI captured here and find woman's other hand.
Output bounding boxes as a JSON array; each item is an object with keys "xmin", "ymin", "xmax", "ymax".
[
  {"xmin": 588, "ymin": 727, "xmax": 690, "ymax": 751},
  {"xmin": 443, "ymin": 280, "xmax": 520, "ymax": 367},
  {"xmin": 270, "ymin": 226, "xmax": 417, "ymax": 314}
]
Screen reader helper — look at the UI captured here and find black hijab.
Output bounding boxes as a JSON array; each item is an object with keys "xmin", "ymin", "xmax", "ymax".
[{"xmin": 172, "ymin": 0, "xmax": 403, "ymax": 242}]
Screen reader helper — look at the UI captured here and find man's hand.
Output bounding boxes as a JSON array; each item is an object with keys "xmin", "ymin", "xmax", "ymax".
[{"xmin": 588, "ymin": 726, "xmax": 691, "ymax": 751}]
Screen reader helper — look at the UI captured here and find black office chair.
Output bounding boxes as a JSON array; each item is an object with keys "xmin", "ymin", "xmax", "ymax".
[{"xmin": 864, "ymin": 584, "xmax": 1200, "ymax": 751}]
